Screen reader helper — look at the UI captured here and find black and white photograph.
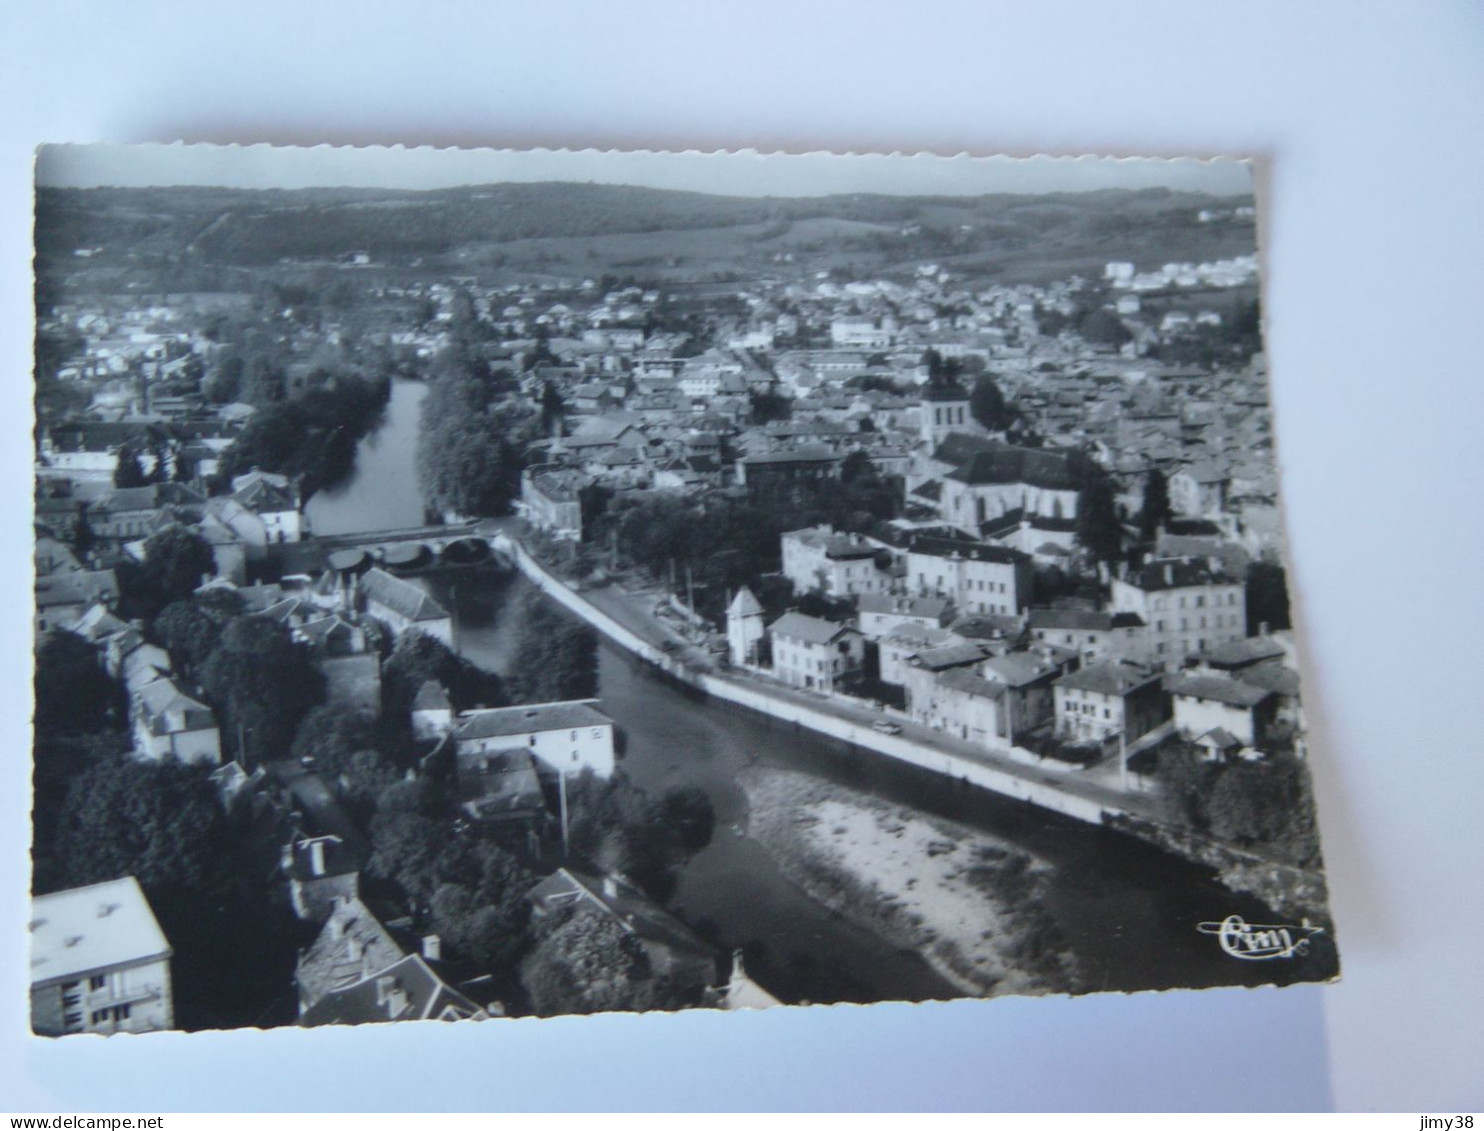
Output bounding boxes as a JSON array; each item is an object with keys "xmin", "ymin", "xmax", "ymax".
[{"xmin": 28, "ymin": 144, "xmax": 1340, "ymax": 1036}]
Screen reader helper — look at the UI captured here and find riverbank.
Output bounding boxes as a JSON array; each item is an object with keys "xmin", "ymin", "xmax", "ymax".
[{"xmin": 740, "ymin": 767, "xmax": 1080, "ymax": 999}]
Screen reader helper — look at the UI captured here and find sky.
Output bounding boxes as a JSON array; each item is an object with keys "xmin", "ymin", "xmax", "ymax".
[{"xmin": 34, "ymin": 144, "xmax": 1254, "ymax": 198}]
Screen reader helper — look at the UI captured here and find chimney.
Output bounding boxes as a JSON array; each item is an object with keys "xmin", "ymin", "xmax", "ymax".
[{"xmin": 422, "ymin": 934, "xmax": 442, "ymax": 962}]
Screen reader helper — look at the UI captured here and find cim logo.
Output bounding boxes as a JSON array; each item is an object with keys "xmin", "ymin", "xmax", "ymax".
[{"xmin": 1197, "ymin": 914, "xmax": 1324, "ymax": 961}]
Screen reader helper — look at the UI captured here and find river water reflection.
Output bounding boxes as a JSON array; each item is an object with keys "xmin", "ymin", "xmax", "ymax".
[{"xmin": 305, "ymin": 379, "xmax": 429, "ymax": 537}]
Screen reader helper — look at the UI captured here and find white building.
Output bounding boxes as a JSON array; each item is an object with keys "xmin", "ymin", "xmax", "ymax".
[
  {"xmin": 30, "ymin": 877, "xmax": 174, "ymax": 1036},
  {"xmin": 769, "ymin": 612, "xmax": 865, "ymax": 693},
  {"xmin": 905, "ymin": 537, "xmax": 1031, "ymax": 616},
  {"xmin": 780, "ymin": 525, "xmax": 891, "ymax": 599},
  {"xmin": 1053, "ymin": 660, "xmax": 1169, "ymax": 746},
  {"xmin": 726, "ymin": 586, "xmax": 765, "ymax": 667},
  {"xmin": 829, "ymin": 316, "xmax": 897, "ymax": 348},
  {"xmin": 454, "ymin": 700, "xmax": 616, "ymax": 779},
  {"xmin": 131, "ymin": 675, "xmax": 222, "ymax": 765},
  {"xmin": 856, "ymin": 593, "xmax": 952, "ymax": 639},
  {"xmin": 1110, "ymin": 558, "xmax": 1246, "ymax": 668},
  {"xmin": 358, "ymin": 569, "xmax": 455, "ymax": 649},
  {"xmin": 1169, "ymin": 672, "xmax": 1277, "ymax": 755}
]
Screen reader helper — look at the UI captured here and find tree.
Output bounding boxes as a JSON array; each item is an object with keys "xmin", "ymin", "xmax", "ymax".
[
  {"xmin": 290, "ymin": 704, "xmax": 381, "ymax": 780},
  {"xmin": 1245, "ymin": 561, "xmax": 1292, "ymax": 634},
  {"xmin": 197, "ymin": 616, "xmax": 324, "ymax": 764},
  {"xmin": 1078, "ymin": 308, "xmax": 1132, "ymax": 347},
  {"xmin": 1138, "ymin": 468, "xmax": 1173, "ymax": 542},
  {"xmin": 969, "ymin": 374, "xmax": 1014, "ymax": 432},
  {"xmin": 382, "ymin": 628, "xmax": 506, "ymax": 724},
  {"xmin": 34, "ymin": 631, "xmax": 125, "ymax": 736},
  {"xmin": 51, "ymin": 755, "xmax": 231, "ymax": 896},
  {"xmin": 506, "ymin": 592, "xmax": 599, "ymax": 704},
  {"xmin": 521, "ymin": 907, "xmax": 662, "ymax": 1016},
  {"xmin": 1075, "ymin": 473, "xmax": 1122, "ymax": 565},
  {"xmin": 139, "ymin": 525, "xmax": 215, "ymax": 612},
  {"xmin": 1205, "ymin": 754, "xmax": 1321, "ymax": 868},
  {"xmin": 660, "ymin": 785, "xmax": 716, "ymax": 853},
  {"xmin": 113, "ymin": 444, "xmax": 149, "ymax": 488},
  {"xmin": 417, "ymin": 351, "xmax": 541, "ymax": 518}
]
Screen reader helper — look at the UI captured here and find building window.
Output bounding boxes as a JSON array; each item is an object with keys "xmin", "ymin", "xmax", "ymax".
[{"xmin": 89, "ymin": 975, "xmax": 107, "ymax": 991}]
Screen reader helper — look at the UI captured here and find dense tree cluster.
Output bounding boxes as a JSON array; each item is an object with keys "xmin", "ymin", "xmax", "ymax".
[
  {"xmin": 193, "ymin": 614, "xmax": 325, "ymax": 765},
  {"xmin": 1156, "ymin": 746, "xmax": 1321, "ymax": 869},
  {"xmin": 521, "ymin": 906, "xmax": 679, "ymax": 1017},
  {"xmin": 969, "ymin": 374, "xmax": 1016, "ymax": 432},
  {"xmin": 505, "ymin": 591, "xmax": 599, "ymax": 705},
  {"xmin": 416, "ymin": 344, "xmax": 540, "ymax": 519},
  {"xmin": 381, "ymin": 628, "xmax": 507, "ymax": 724},
  {"xmin": 214, "ymin": 370, "xmax": 391, "ymax": 498}
]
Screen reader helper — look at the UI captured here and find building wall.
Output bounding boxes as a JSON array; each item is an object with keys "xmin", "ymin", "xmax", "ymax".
[
  {"xmin": 32, "ymin": 957, "xmax": 173, "ymax": 1036},
  {"xmin": 906, "ymin": 551, "xmax": 1028, "ymax": 615},
  {"xmin": 1174, "ymin": 694, "xmax": 1264, "ymax": 747},
  {"xmin": 772, "ymin": 633, "xmax": 863, "ymax": 693},
  {"xmin": 727, "ymin": 613, "xmax": 764, "ymax": 667},
  {"xmin": 368, "ymin": 602, "xmax": 456, "ymax": 650},
  {"xmin": 459, "ymin": 723, "xmax": 615, "ymax": 778},
  {"xmin": 1110, "ymin": 579, "xmax": 1245, "ymax": 667},
  {"xmin": 134, "ymin": 720, "xmax": 222, "ymax": 765}
]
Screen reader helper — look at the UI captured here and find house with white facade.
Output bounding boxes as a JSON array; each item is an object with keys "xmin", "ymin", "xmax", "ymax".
[
  {"xmin": 1109, "ymin": 558, "xmax": 1246, "ymax": 669},
  {"xmin": 1053, "ymin": 660, "xmax": 1170, "ymax": 746},
  {"xmin": 905, "ymin": 536, "xmax": 1031, "ymax": 617},
  {"xmin": 131, "ymin": 675, "xmax": 221, "ymax": 765},
  {"xmin": 358, "ymin": 568, "xmax": 455, "ymax": 649},
  {"xmin": 1169, "ymin": 672, "xmax": 1278, "ymax": 756},
  {"xmin": 30, "ymin": 877, "xmax": 174, "ymax": 1036},
  {"xmin": 1028, "ymin": 607, "xmax": 1150, "ymax": 666},
  {"xmin": 453, "ymin": 700, "xmax": 616, "ymax": 779},
  {"xmin": 768, "ymin": 612, "xmax": 865, "ymax": 693},
  {"xmin": 780, "ymin": 525, "xmax": 892, "ymax": 599}
]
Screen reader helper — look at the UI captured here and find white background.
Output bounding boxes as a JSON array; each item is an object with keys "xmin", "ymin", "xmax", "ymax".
[{"xmin": 1, "ymin": 1, "xmax": 1481, "ymax": 1113}]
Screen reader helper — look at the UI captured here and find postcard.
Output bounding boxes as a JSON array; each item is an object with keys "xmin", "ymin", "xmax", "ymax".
[{"xmin": 28, "ymin": 144, "xmax": 1337, "ymax": 1034}]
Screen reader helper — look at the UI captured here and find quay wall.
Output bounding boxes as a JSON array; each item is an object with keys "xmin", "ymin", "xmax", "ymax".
[{"xmin": 495, "ymin": 535, "xmax": 1116, "ymax": 826}]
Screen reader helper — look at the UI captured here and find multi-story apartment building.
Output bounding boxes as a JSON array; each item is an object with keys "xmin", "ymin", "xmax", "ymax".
[
  {"xmin": 905, "ymin": 536, "xmax": 1031, "ymax": 617},
  {"xmin": 1110, "ymin": 557, "xmax": 1246, "ymax": 668},
  {"xmin": 30, "ymin": 877, "xmax": 174, "ymax": 1037}
]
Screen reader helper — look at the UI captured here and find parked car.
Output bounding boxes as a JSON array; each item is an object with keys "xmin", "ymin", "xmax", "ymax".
[{"xmin": 870, "ymin": 720, "xmax": 902, "ymax": 735}]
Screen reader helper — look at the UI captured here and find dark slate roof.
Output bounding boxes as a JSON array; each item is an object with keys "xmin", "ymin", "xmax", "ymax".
[
  {"xmin": 931, "ymin": 434, "xmax": 1079, "ymax": 490},
  {"xmin": 1169, "ymin": 674, "xmax": 1274, "ymax": 708},
  {"xmin": 1198, "ymin": 637, "xmax": 1286, "ymax": 670},
  {"xmin": 1056, "ymin": 660, "xmax": 1162, "ymax": 697},
  {"xmin": 1124, "ymin": 557, "xmax": 1235, "ymax": 591},
  {"xmin": 299, "ymin": 953, "xmax": 485, "ymax": 1027},
  {"xmin": 360, "ymin": 568, "xmax": 449, "ymax": 623},
  {"xmin": 907, "ymin": 535, "xmax": 1029, "ymax": 566},
  {"xmin": 411, "ymin": 680, "xmax": 451, "ymax": 712},
  {"xmin": 937, "ymin": 668, "xmax": 1007, "ymax": 700},
  {"xmin": 1233, "ymin": 661, "xmax": 1301, "ymax": 697},
  {"xmin": 769, "ymin": 611, "xmax": 858, "ymax": 647},
  {"xmin": 527, "ymin": 867, "xmax": 713, "ymax": 968}
]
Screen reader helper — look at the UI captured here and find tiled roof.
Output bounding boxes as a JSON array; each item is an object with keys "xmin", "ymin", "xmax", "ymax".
[
  {"xmin": 769, "ymin": 611, "xmax": 857, "ymax": 647},
  {"xmin": 300, "ymin": 953, "xmax": 485, "ymax": 1027},
  {"xmin": 1170, "ymin": 674, "xmax": 1273, "ymax": 708},
  {"xmin": 360, "ymin": 568, "xmax": 449, "ymax": 623},
  {"xmin": 1056, "ymin": 660, "xmax": 1161, "ymax": 697},
  {"xmin": 456, "ymin": 701, "xmax": 611, "ymax": 741}
]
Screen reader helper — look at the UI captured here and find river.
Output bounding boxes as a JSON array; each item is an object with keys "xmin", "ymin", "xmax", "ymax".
[
  {"xmin": 321, "ymin": 385, "xmax": 1335, "ymax": 1004},
  {"xmin": 304, "ymin": 379, "xmax": 430, "ymax": 536},
  {"xmin": 435, "ymin": 571, "xmax": 1337, "ymax": 1005}
]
